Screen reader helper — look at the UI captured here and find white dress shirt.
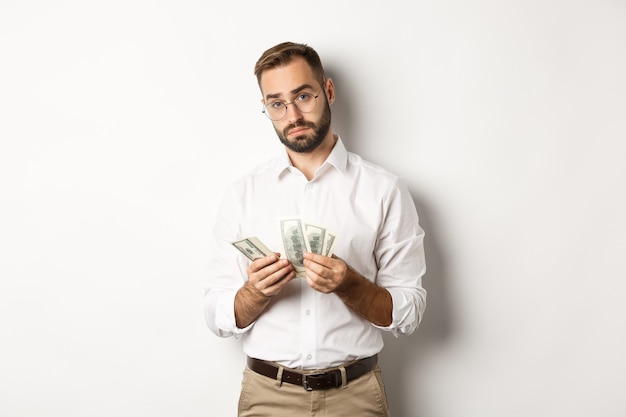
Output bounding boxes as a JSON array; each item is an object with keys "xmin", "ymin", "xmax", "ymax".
[{"xmin": 204, "ymin": 137, "xmax": 426, "ymax": 369}]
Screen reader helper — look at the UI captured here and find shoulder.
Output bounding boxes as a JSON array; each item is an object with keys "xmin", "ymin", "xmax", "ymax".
[{"xmin": 346, "ymin": 151, "xmax": 406, "ymax": 189}]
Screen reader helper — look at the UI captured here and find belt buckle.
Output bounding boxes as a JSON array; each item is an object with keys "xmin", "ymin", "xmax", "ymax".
[{"xmin": 302, "ymin": 372, "xmax": 325, "ymax": 391}]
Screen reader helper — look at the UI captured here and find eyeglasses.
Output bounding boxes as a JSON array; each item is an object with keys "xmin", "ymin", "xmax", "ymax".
[{"xmin": 262, "ymin": 90, "xmax": 321, "ymax": 121}]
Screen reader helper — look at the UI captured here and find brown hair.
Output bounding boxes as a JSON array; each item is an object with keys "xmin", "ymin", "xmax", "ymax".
[{"xmin": 254, "ymin": 42, "xmax": 326, "ymax": 87}]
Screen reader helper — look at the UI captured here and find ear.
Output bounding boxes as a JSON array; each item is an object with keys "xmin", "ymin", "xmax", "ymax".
[{"xmin": 324, "ymin": 78, "xmax": 335, "ymax": 105}]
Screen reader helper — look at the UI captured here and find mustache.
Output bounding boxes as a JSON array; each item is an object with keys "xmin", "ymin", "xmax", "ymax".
[{"xmin": 284, "ymin": 121, "xmax": 316, "ymax": 135}]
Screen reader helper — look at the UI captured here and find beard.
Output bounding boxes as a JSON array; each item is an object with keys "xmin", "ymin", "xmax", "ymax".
[{"xmin": 275, "ymin": 100, "xmax": 331, "ymax": 153}]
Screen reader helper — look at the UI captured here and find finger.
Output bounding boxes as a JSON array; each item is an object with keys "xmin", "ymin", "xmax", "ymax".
[
  {"xmin": 261, "ymin": 267, "xmax": 296, "ymax": 295},
  {"xmin": 272, "ymin": 258, "xmax": 293, "ymax": 276},
  {"xmin": 304, "ymin": 258, "xmax": 326, "ymax": 277},
  {"xmin": 305, "ymin": 273, "xmax": 333, "ymax": 294},
  {"xmin": 303, "ymin": 251, "xmax": 324, "ymax": 264},
  {"xmin": 248, "ymin": 255, "xmax": 286, "ymax": 286},
  {"xmin": 251, "ymin": 258, "xmax": 290, "ymax": 284},
  {"xmin": 303, "ymin": 253, "xmax": 334, "ymax": 274},
  {"xmin": 249, "ymin": 254, "xmax": 279, "ymax": 273}
]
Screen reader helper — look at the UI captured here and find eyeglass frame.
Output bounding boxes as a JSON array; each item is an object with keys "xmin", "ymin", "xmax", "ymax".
[{"xmin": 261, "ymin": 88, "xmax": 324, "ymax": 121}]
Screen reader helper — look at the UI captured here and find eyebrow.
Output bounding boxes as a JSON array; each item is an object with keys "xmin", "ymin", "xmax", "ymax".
[{"xmin": 265, "ymin": 84, "xmax": 317, "ymax": 100}]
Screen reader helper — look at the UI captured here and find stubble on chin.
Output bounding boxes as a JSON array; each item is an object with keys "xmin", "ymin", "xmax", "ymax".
[
  {"xmin": 279, "ymin": 131, "xmax": 320, "ymax": 153},
  {"xmin": 275, "ymin": 101, "xmax": 332, "ymax": 153}
]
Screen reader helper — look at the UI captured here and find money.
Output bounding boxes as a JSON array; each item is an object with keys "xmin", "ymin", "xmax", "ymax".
[
  {"xmin": 323, "ymin": 232, "xmax": 337, "ymax": 257},
  {"xmin": 279, "ymin": 217, "xmax": 310, "ymax": 277},
  {"xmin": 280, "ymin": 216, "xmax": 338, "ymax": 277},
  {"xmin": 303, "ymin": 220, "xmax": 327, "ymax": 255},
  {"xmin": 232, "ymin": 219, "xmax": 338, "ymax": 279},
  {"xmin": 231, "ymin": 237, "xmax": 274, "ymax": 261}
]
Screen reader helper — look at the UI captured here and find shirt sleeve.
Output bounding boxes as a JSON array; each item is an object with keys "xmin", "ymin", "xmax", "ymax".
[
  {"xmin": 373, "ymin": 177, "xmax": 427, "ymax": 336},
  {"xmin": 203, "ymin": 186, "xmax": 254, "ymax": 338}
]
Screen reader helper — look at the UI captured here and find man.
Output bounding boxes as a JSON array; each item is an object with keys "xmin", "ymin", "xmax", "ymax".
[{"xmin": 204, "ymin": 41, "xmax": 427, "ymax": 417}]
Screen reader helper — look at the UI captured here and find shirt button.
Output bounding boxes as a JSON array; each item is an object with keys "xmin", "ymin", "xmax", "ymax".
[
  {"xmin": 306, "ymin": 309, "xmax": 311, "ymax": 316},
  {"xmin": 306, "ymin": 354, "xmax": 312, "ymax": 360}
]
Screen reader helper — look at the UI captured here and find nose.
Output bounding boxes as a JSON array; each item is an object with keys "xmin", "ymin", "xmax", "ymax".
[{"xmin": 285, "ymin": 102, "xmax": 303, "ymax": 123}]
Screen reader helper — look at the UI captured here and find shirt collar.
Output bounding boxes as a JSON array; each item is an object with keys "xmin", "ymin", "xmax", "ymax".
[{"xmin": 273, "ymin": 135, "xmax": 348, "ymax": 178}]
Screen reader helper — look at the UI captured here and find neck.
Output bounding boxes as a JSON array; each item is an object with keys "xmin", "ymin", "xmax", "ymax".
[{"xmin": 287, "ymin": 133, "xmax": 337, "ymax": 181}]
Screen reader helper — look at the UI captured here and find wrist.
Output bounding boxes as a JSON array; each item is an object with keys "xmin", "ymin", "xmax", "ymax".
[
  {"xmin": 242, "ymin": 280, "xmax": 272, "ymax": 301},
  {"xmin": 334, "ymin": 265, "xmax": 359, "ymax": 295}
]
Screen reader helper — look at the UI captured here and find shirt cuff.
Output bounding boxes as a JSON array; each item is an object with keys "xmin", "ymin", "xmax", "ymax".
[
  {"xmin": 372, "ymin": 287, "xmax": 421, "ymax": 337},
  {"xmin": 215, "ymin": 291, "xmax": 254, "ymax": 337}
]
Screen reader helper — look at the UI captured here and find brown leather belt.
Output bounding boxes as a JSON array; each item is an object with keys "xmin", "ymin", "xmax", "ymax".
[{"xmin": 247, "ymin": 355, "xmax": 378, "ymax": 391}]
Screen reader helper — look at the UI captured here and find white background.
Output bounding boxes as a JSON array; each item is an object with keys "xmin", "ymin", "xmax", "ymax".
[{"xmin": 1, "ymin": 1, "xmax": 625, "ymax": 416}]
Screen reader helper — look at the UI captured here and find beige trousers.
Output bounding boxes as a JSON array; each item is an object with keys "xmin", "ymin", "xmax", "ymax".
[{"xmin": 237, "ymin": 365, "xmax": 391, "ymax": 417}]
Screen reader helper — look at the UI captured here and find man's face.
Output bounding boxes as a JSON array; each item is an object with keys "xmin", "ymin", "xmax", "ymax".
[{"xmin": 259, "ymin": 57, "xmax": 331, "ymax": 153}]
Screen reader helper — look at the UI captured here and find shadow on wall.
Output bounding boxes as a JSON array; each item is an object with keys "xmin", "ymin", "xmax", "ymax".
[
  {"xmin": 327, "ymin": 63, "xmax": 453, "ymax": 416},
  {"xmin": 325, "ymin": 66, "xmax": 355, "ymax": 148}
]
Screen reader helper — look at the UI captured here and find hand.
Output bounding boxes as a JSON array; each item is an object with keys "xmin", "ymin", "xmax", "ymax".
[
  {"xmin": 303, "ymin": 252, "xmax": 393, "ymax": 326},
  {"xmin": 302, "ymin": 252, "xmax": 348, "ymax": 293},
  {"xmin": 246, "ymin": 253, "xmax": 295, "ymax": 297},
  {"xmin": 235, "ymin": 253, "xmax": 295, "ymax": 329}
]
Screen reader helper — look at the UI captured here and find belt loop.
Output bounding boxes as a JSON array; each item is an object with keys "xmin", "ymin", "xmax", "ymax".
[
  {"xmin": 276, "ymin": 365, "xmax": 284, "ymax": 387},
  {"xmin": 339, "ymin": 365, "xmax": 348, "ymax": 389}
]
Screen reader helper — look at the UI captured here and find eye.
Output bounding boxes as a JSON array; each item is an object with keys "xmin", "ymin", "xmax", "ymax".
[
  {"xmin": 268, "ymin": 101, "xmax": 285, "ymax": 109},
  {"xmin": 297, "ymin": 93, "xmax": 312, "ymax": 102}
]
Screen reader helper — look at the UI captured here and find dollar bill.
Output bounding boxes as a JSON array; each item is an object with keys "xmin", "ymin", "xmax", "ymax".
[
  {"xmin": 279, "ymin": 217, "xmax": 339, "ymax": 277},
  {"xmin": 279, "ymin": 217, "xmax": 310, "ymax": 277},
  {"xmin": 303, "ymin": 221, "xmax": 328, "ymax": 255},
  {"xmin": 323, "ymin": 232, "xmax": 337, "ymax": 257},
  {"xmin": 231, "ymin": 237, "xmax": 273, "ymax": 261}
]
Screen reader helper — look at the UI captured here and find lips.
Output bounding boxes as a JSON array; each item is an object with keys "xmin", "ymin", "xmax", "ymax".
[{"xmin": 288, "ymin": 127, "xmax": 309, "ymax": 136}]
